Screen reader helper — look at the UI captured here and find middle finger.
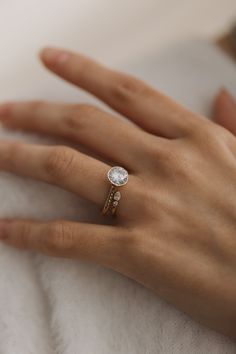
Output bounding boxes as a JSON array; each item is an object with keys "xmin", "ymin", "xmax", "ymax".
[{"xmin": 0, "ymin": 101, "xmax": 150, "ymax": 170}]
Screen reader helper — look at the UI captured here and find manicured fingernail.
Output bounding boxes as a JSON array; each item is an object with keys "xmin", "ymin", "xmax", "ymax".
[
  {"xmin": 40, "ymin": 47, "xmax": 70, "ymax": 65},
  {"xmin": 0, "ymin": 220, "xmax": 10, "ymax": 240},
  {"xmin": 0, "ymin": 103, "xmax": 12, "ymax": 118}
]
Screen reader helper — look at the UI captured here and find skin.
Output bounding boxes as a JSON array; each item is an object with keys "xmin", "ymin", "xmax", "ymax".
[{"xmin": 0, "ymin": 47, "xmax": 235, "ymax": 339}]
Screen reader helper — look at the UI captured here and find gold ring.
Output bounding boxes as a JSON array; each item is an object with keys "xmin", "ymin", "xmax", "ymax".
[{"xmin": 102, "ymin": 166, "xmax": 129, "ymax": 217}]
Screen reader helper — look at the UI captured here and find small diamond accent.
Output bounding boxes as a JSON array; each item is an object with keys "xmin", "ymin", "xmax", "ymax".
[
  {"xmin": 114, "ymin": 191, "xmax": 121, "ymax": 201},
  {"xmin": 113, "ymin": 201, "xmax": 118, "ymax": 207},
  {"xmin": 107, "ymin": 166, "xmax": 128, "ymax": 187}
]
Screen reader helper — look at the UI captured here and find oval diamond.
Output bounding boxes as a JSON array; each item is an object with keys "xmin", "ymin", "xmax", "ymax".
[{"xmin": 107, "ymin": 166, "xmax": 128, "ymax": 187}]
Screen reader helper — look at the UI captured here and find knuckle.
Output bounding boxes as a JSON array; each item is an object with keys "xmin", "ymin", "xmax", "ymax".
[
  {"xmin": 211, "ymin": 124, "xmax": 234, "ymax": 144},
  {"xmin": 112, "ymin": 227, "xmax": 139, "ymax": 258},
  {"xmin": 63, "ymin": 104, "xmax": 98, "ymax": 132},
  {"xmin": 8, "ymin": 141, "xmax": 22, "ymax": 158},
  {"xmin": 28, "ymin": 100, "xmax": 44, "ymax": 112},
  {"xmin": 7, "ymin": 142, "xmax": 24, "ymax": 168},
  {"xmin": 169, "ymin": 147, "xmax": 196, "ymax": 180},
  {"xmin": 151, "ymin": 141, "xmax": 195, "ymax": 181},
  {"xmin": 147, "ymin": 141, "xmax": 177, "ymax": 170},
  {"xmin": 189, "ymin": 118, "xmax": 217, "ymax": 140},
  {"xmin": 9, "ymin": 141, "xmax": 22, "ymax": 158},
  {"xmin": 197, "ymin": 120, "xmax": 217, "ymax": 140},
  {"xmin": 117, "ymin": 227, "xmax": 151, "ymax": 262},
  {"xmin": 45, "ymin": 146, "xmax": 76, "ymax": 180},
  {"xmin": 76, "ymin": 104, "xmax": 98, "ymax": 116},
  {"xmin": 125, "ymin": 228, "xmax": 143, "ymax": 249},
  {"xmin": 149, "ymin": 143, "xmax": 168, "ymax": 162},
  {"xmin": 111, "ymin": 73, "xmax": 150, "ymax": 104},
  {"xmin": 181, "ymin": 113, "xmax": 205, "ymax": 136},
  {"xmin": 192, "ymin": 119, "xmax": 232, "ymax": 151},
  {"xmin": 46, "ymin": 221, "xmax": 74, "ymax": 253}
]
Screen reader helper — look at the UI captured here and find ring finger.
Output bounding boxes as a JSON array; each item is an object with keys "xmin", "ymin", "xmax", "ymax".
[{"xmin": 0, "ymin": 141, "xmax": 136, "ymax": 216}]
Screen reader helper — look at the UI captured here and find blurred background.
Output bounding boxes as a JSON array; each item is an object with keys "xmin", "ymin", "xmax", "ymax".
[{"xmin": 0, "ymin": 0, "xmax": 235, "ymax": 100}]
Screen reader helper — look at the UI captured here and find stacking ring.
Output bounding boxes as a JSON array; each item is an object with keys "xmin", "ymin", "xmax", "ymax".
[{"xmin": 102, "ymin": 166, "xmax": 129, "ymax": 217}]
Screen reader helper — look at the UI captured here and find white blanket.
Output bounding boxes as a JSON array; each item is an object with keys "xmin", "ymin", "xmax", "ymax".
[{"xmin": 0, "ymin": 40, "xmax": 236, "ymax": 354}]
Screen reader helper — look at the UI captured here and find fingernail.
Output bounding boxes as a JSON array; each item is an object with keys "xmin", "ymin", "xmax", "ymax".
[
  {"xmin": 219, "ymin": 88, "xmax": 236, "ymax": 108},
  {"xmin": 0, "ymin": 220, "xmax": 10, "ymax": 240},
  {"xmin": 40, "ymin": 47, "xmax": 70, "ymax": 65},
  {"xmin": 0, "ymin": 103, "xmax": 12, "ymax": 118}
]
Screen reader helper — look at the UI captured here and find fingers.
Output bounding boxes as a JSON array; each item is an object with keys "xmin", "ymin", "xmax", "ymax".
[
  {"xmin": 213, "ymin": 89, "xmax": 236, "ymax": 135},
  {"xmin": 0, "ymin": 100, "xmax": 148, "ymax": 169},
  {"xmin": 0, "ymin": 141, "xmax": 112, "ymax": 206},
  {"xmin": 0, "ymin": 219, "xmax": 127, "ymax": 266},
  {"xmin": 40, "ymin": 47, "xmax": 195, "ymax": 138}
]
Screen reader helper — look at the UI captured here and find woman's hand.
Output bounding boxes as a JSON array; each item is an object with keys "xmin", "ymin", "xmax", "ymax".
[{"xmin": 0, "ymin": 47, "xmax": 235, "ymax": 339}]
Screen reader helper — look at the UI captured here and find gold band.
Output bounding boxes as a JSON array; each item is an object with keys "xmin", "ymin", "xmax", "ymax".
[
  {"xmin": 102, "ymin": 185, "xmax": 121, "ymax": 216},
  {"xmin": 101, "ymin": 166, "xmax": 128, "ymax": 217}
]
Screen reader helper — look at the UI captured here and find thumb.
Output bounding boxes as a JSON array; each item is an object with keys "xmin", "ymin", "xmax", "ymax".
[{"xmin": 213, "ymin": 89, "xmax": 236, "ymax": 135}]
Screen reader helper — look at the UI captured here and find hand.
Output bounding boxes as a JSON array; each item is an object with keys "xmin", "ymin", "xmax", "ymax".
[{"xmin": 0, "ymin": 48, "xmax": 235, "ymax": 339}]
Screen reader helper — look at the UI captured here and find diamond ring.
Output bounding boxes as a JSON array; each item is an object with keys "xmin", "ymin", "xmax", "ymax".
[{"xmin": 102, "ymin": 166, "xmax": 128, "ymax": 216}]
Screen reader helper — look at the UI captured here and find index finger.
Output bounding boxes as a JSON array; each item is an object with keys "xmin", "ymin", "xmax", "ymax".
[{"xmin": 40, "ymin": 47, "xmax": 196, "ymax": 138}]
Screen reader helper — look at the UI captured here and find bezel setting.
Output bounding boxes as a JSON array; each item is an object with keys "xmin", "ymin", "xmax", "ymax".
[{"xmin": 107, "ymin": 166, "xmax": 128, "ymax": 187}]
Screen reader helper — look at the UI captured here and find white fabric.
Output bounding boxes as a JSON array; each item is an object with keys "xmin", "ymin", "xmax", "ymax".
[{"xmin": 0, "ymin": 37, "xmax": 236, "ymax": 353}]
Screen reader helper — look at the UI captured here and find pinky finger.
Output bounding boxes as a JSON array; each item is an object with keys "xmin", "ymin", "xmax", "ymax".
[{"xmin": 0, "ymin": 219, "xmax": 129, "ymax": 267}]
